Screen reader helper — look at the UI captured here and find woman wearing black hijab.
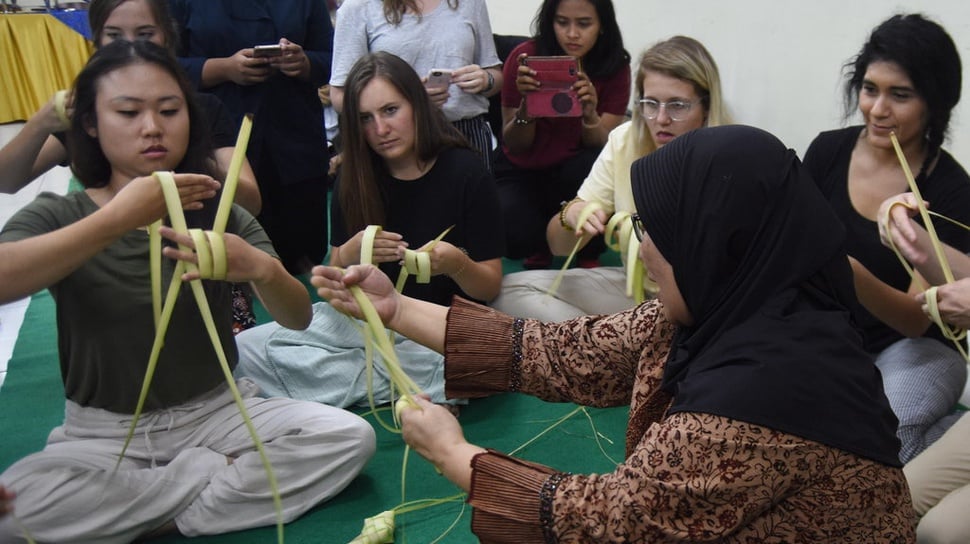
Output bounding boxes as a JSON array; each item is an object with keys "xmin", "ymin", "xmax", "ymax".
[{"xmin": 311, "ymin": 125, "xmax": 916, "ymax": 542}]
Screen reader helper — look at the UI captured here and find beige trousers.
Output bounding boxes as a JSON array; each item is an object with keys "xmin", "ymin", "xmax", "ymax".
[{"xmin": 905, "ymin": 410, "xmax": 970, "ymax": 543}]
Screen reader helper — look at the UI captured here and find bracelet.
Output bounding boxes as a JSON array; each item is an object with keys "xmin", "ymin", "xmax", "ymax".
[
  {"xmin": 513, "ymin": 108, "xmax": 534, "ymax": 126},
  {"xmin": 481, "ymin": 70, "xmax": 495, "ymax": 94},
  {"xmin": 582, "ymin": 115, "xmax": 601, "ymax": 129},
  {"xmin": 559, "ymin": 197, "xmax": 583, "ymax": 231},
  {"xmin": 450, "ymin": 247, "xmax": 470, "ymax": 278}
]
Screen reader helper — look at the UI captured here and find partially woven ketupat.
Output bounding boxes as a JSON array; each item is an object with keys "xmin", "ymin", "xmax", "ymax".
[{"xmin": 348, "ymin": 510, "xmax": 396, "ymax": 544}]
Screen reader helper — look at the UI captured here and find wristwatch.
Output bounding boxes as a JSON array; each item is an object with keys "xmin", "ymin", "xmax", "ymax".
[{"xmin": 481, "ymin": 71, "xmax": 495, "ymax": 94}]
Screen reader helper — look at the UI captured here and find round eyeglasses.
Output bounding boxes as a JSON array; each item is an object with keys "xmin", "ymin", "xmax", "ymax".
[{"xmin": 638, "ymin": 98, "xmax": 696, "ymax": 121}]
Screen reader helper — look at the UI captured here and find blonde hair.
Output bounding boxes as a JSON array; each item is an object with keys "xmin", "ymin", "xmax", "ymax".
[{"xmin": 627, "ymin": 36, "xmax": 730, "ymax": 163}]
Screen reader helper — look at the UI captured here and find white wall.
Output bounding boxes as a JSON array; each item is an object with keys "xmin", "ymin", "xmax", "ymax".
[{"xmin": 488, "ymin": 0, "xmax": 970, "ymax": 164}]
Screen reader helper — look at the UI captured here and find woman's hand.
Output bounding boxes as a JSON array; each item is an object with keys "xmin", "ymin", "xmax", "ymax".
[
  {"xmin": 312, "ymin": 264, "xmax": 400, "ymax": 324},
  {"xmin": 104, "ymin": 173, "xmax": 220, "ymax": 232},
  {"xmin": 424, "ymin": 83, "xmax": 450, "ymax": 109},
  {"xmin": 399, "ymin": 395, "xmax": 467, "ymax": 468},
  {"xmin": 877, "ymin": 192, "xmax": 929, "ymax": 264},
  {"xmin": 272, "ymin": 38, "xmax": 311, "ymax": 79},
  {"xmin": 564, "ymin": 199, "xmax": 608, "ymax": 238},
  {"xmin": 399, "ymin": 395, "xmax": 484, "ymax": 492},
  {"xmin": 348, "ymin": 229, "xmax": 407, "ymax": 266},
  {"xmin": 158, "ymin": 226, "xmax": 274, "ymax": 283},
  {"xmin": 452, "ymin": 64, "xmax": 491, "ymax": 95},
  {"xmin": 402, "ymin": 241, "xmax": 464, "ymax": 277},
  {"xmin": 574, "ymin": 71, "xmax": 599, "ymax": 122},
  {"xmin": 514, "ymin": 53, "xmax": 541, "ymax": 94},
  {"xmin": 37, "ymin": 90, "xmax": 73, "ymax": 133},
  {"xmin": 917, "ymin": 278, "xmax": 970, "ymax": 329},
  {"xmin": 226, "ymin": 48, "xmax": 273, "ymax": 86}
]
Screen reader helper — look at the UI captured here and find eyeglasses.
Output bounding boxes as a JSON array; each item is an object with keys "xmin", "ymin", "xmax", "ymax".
[
  {"xmin": 630, "ymin": 214, "xmax": 645, "ymax": 242},
  {"xmin": 638, "ymin": 98, "xmax": 695, "ymax": 121}
]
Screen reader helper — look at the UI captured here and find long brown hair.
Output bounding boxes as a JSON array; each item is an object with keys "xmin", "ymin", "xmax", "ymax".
[
  {"xmin": 382, "ymin": 0, "xmax": 459, "ymax": 25},
  {"xmin": 338, "ymin": 51, "xmax": 467, "ymax": 232},
  {"xmin": 88, "ymin": 0, "xmax": 178, "ymax": 49}
]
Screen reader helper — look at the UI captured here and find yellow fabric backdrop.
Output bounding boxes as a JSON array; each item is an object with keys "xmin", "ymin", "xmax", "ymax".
[{"xmin": 0, "ymin": 14, "xmax": 93, "ymax": 123}]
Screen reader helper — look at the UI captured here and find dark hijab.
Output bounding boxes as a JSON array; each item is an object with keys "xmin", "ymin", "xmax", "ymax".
[{"xmin": 632, "ymin": 125, "xmax": 902, "ymax": 466}]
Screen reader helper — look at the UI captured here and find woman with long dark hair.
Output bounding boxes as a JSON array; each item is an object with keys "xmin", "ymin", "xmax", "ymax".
[
  {"xmin": 803, "ymin": 13, "xmax": 970, "ymax": 464},
  {"xmin": 234, "ymin": 51, "xmax": 503, "ymax": 409},
  {"xmin": 495, "ymin": 0, "xmax": 630, "ymax": 266}
]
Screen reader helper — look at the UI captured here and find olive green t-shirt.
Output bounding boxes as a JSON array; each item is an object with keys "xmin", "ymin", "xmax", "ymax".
[{"xmin": 0, "ymin": 191, "xmax": 277, "ymax": 413}]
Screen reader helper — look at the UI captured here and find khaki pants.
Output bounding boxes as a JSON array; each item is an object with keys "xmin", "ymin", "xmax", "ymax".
[
  {"xmin": 490, "ymin": 267, "xmax": 637, "ymax": 321},
  {"xmin": 905, "ymin": 410, "xmax": 970, "ymax": 543}
]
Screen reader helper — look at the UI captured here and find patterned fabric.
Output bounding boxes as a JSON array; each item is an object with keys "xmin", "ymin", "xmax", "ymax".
[
  {"xmin": 548, "ymin": 412, "xmax": 915, "ymax": 543},
  {"xmin": 231, "ymin": 283, "xmax": 256, "ymax": 335},
  {"xmin": 443, "ymin": 299, "xmax": 916, "ymax": 543}
]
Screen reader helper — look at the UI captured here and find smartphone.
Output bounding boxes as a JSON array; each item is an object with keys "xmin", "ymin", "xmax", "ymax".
[
  {"xmin": 253, "ymin": 44, "xmax": 283, "ymax": 58},
  {"xmin": 521, "ymin": 56, "xmax": 581, "ymax": 117},
  {"xmin": 425, "ymin": 68, "xmax": 453, "ymax": 89}
]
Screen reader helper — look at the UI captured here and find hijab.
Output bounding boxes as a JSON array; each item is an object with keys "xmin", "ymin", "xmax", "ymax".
[{"xmin": 631, "ymin": 125, "xmax": 902, "ymax": 466}]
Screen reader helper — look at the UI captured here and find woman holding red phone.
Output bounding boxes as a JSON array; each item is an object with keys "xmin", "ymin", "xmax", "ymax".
[{"xmin": 496, "ymin": 0, "xmax": 630, "ymax": 266}]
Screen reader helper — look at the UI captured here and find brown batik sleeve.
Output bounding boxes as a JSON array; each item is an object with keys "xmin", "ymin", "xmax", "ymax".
[
  {"xmin": 467, "ymin": 449, "xmax": 564, "ymax": 543},
  {"xmin": 444, "ymin": 297, "xmax": 670, "ymax": 406}
]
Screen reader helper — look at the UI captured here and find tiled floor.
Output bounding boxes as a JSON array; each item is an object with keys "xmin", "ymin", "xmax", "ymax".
[{"xmin": 0, "ymin": 122, "xmax": 72, "ymax": 389}]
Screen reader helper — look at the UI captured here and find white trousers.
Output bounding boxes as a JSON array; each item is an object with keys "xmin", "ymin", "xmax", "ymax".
[
  {"xmin": 0, "ymin": 378, "xmax": 375, "ymax": 543},
  {"xmin": 489, "ymin": 267, "xmax": 636, "ymax": 321}
]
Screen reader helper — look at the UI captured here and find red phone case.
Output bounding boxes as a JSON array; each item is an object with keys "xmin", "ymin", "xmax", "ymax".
[{"xmin": 523, "ymin": 56, "xmax": 581, "ymax": 118}]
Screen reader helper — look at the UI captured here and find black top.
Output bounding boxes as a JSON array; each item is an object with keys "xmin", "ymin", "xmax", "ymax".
[
  {"xmin": 331, "ymin": 147, "xmax": 506, "ymax": 306},
  {"xmin": 804, "ymin": 126, "xmax": 970, "ymax": 352},
  {"xmin": 632, "ymin": 125, "xmax": 903, "ymax": 467}
]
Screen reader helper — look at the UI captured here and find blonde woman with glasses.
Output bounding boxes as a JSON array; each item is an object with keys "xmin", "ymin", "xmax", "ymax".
[{"xmin": 491, "ymin": 35, "xmax": 731, "ymax": 321}]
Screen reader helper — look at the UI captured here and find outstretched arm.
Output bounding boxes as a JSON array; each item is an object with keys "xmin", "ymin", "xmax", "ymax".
[{"xmin": 311, "ymin": 264, "xmax": 448, "ymax": 352}]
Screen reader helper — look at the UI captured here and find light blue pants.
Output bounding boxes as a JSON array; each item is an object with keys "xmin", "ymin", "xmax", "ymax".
[{"xmin": 235, "ymin": 302, "xmax": 458, "ymax": 408}]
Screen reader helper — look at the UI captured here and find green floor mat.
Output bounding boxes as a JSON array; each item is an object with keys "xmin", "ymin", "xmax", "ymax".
[{"xmin": 1, "ymin": 290, "xmax": 629, "ymax": 543}]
